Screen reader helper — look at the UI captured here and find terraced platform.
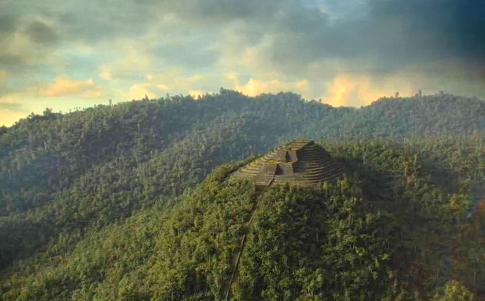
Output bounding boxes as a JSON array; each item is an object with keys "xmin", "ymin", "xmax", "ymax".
[{"xmin": 233, "ymin": 140, "xmax": 343, "ymax": 189}]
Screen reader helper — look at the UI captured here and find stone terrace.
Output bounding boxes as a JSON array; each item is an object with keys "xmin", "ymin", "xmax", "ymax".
[{"xmin": 233, "ymin": 140, "xmax": 343, "ymax": 189}]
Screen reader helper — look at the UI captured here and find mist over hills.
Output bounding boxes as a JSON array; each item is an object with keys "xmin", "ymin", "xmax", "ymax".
[{"xmin": 1, "ymin": 90, "xmax": 485, "ymax": 300}]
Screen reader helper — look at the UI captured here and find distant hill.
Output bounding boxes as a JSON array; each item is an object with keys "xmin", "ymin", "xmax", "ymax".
[{"xmin": 1, "ymin": 89, "xmax": 484, "ymax": 300}]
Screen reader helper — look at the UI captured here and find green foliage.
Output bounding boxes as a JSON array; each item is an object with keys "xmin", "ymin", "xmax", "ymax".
[
  {"xmin": 432, "ymin": 280, "xmax": 476, "ymax": 301},
  {"xmin": 234, "ymin": 181, "xmax": 399, "ymax": 301},
  {"xmin": 1, "ymin": 90, "xmax": 484, "ymax": 300},
  {"xmin": 0, "ymin": 162, "xmax": 254, "ymax": 301}
]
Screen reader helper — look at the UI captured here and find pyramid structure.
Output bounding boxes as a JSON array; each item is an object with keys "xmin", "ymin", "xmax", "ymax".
[{"xmin": 233, "ymin": 140, "xmax": 343, "ymax": 189}]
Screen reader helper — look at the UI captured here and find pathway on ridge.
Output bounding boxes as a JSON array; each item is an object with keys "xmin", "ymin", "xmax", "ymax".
[{"xmin": 223, "ymin": 176, "xmax": 274, "ymax": 300}]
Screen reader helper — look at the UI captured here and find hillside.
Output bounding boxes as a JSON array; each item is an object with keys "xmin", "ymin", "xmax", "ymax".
[
  {"xmin": 2, "ymin": 90, "xmax": 484, "ymax": 214},
  {"xmin": 1, "ymin": 140, "xmax": 483, "ymax": 300},
  {"xmin": 1, "ymin": 90, "xmax": 485, "ymax": 300}
]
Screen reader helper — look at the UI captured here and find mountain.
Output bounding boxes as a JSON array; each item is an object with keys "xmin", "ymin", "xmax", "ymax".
[{"xmin": 0, "ymin": 90, "xmax": 484, "ymax": 300}]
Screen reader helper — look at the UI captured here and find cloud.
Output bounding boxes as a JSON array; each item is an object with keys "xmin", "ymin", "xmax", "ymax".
[
  {"xmin": 0, "ymin": 102, "xmax": 23, "ymax": 111},
  {"xmin": 214, "ymin": 0, "xmax": 485, "ymax": 96},
  {"xmin": 97, "ymin": 43, "xmax": 154, "ymax": 81},
  {"xmin": 98, "ymin": 64, "xmax": 112, "ymax": 80},
  {"xmin": 115, "ymin": 47, "xmax": 151, "ymax": 73},
  {"xmin": 152, "ymin": 39, "xmax": 219, "ymax": 69},
  {"xmin": 0, "ymin": 15, "xmax": 18, "ymax": 34},
  {"xmin": 3, "ymin": 0, "xmax": 485, "ymax": 78},
  {"xmin": 42, "ymin": 76, "xmax": 103, "ymax": 98},
  {"xmin": 0, "ymin": 14, "xmax": 63, "ymax": 75},
  {"xmin": 235, "ymin": 77, "xmax": 310, "ymax": 98},
  {"xmin": 0, "ymin": 0, "xmax": 484, "ymax": 117},
  {"xmin": 126, "ymin": 83, "xmax": 156, "ymax": 100},
  {"xmin": 225, "ymin": 72, "xmax": 238, "ymax": 81},
  {"xmin": 274, "ymin": 0, "xmax": 484, "ymax": 79},
  {"xmin": 319, "ymin": 72, "xmax": 425, "ymax": 107},
  {"xmin": 320, "ymin": 74, "xmax": 372, "ymax": 107},
  {"xmin": 189, "ymin": 90, "xmax": 204, "ymax": 98},
  {"xmin": 0, "ymin": 109, "xmax": 28, "ymax": 127},
  {"xmin": 0, "ymin": 93, "xmax": 23, "ymax": 110},
  {"xmin": 141, "ymin": 72, "xmax": 219, "ymax": 96},
  {"xmin": 0, "ymin": 79, "xmax": 107, "ymax": 127},
  {"xmin": 99, "ymin": 71, "xmax": 111, "ymax": 80},
  {"xmin": 296, "ymin": 80, "xmax": 308, "ymax": 89},
  {"xmin": 0, "ymin": 70, "xmax": 6, "ymax": 87},
  {"xmin": 24, "ymin": 20, "xmax": 58, "ymax": 45},
  {"xmin": 0, "ymin": 91, "xmax": 29, "ymax": 126}
]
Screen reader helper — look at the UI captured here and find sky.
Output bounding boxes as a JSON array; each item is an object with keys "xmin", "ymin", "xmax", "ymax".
[{"xmin": 0, "ymin": 0, "xmax": 484, "ymax": 126}]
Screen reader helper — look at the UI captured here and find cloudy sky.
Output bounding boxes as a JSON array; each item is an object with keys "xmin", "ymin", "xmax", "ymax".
[{"xmin": 0, "ymin": 0, "xmax": 484, "ymax": 126}]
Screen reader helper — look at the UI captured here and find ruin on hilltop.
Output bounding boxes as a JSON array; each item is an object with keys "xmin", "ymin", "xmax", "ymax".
[{"xmin": 233, "ymin": 140, "xmax": 343, "ymax": 190}]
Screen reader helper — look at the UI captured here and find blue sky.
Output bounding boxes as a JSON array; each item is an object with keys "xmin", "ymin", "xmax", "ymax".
[{"xmin": 1, "ymin": 0, "xmax": 484, "ymax": 126}]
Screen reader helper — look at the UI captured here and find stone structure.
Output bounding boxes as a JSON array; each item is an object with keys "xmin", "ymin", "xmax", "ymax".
[{"xmin": 233, "ymin": 140, "xmax": 343, "ymax": 189}]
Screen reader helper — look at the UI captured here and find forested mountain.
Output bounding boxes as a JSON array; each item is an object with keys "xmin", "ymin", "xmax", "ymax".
[{"xmin": 0, "ymin": 89, "xmax": 484, "ymax": 300}]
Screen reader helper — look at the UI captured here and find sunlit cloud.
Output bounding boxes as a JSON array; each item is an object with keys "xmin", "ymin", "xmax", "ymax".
[
  {"xmin": 0, "ymin": 92, "xmax": 22, "ymax": 108},
  {"xmin": 42, "ymin": 76, "xmax": 103, "ymax": 98},
  {"xmin": 82, "ymin": 89, "xmax": 103, "ymax": 98},
  {"xmin": 98, "ymin": 65, "xmax": 112, "ymax": 80},
  {"xmin": 0, "ymin": 70, "xmax": 7, "ymax": 88},
  {"xmin": 189, "ymin": 90, "xmax": 205, "ymax": 98},
  {"xmin": 0, "ymin": 76, "xmax": 106, "ymax": 126},
  {"xmin": 321, "ymin": 75, "xmax": 353, "ymax": 107},
  {"xmin": 0, "ymin": 92, "xmax": 30, "ymax": 126},
  {"xmin": 320, "ymin": 73, "xmax": 421, "ymax": 107},
  {"xmin": 99, "ymin": 71, "xmax": 111, "ymax": 80},
  {"xmin": 126, "ymin": 83, "xmax": 156, "ymax": 100},
  {"xmin": 97, "ymin": 43, "xmax": 154, "ymax": 81},
  {"xmin": 140, "ymin": 72, "xmax": 213, "ymax": 96},
  {"xmin": 296, "ymin": 80, "xmax": 308, "ymax": 89},
  {"xmin": 0, "ymin": 109, "xmax": 28, "ymax": 126},
  {"xmin": 225, "ymin": 72, "xmax": 238, "ymax": 81},
  {"xmin": 116, "ymin": 47, "xmax": 152, "ymax": 73},
  {"xmin": 235, "ymin": 78, "xmax": 311, "ymax": 98}
]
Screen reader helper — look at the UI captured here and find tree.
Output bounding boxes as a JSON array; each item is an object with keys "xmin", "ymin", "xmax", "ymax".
[
  {"xmin": 43, "ymin": 107, "xmax": 53, "ymax": 116},
  {"xmin": 432, "ymin": 280, "xmax": 475, "ymax": 301}
]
